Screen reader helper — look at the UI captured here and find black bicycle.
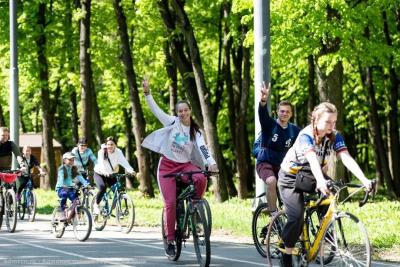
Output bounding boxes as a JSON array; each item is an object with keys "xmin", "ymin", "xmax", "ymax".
[
  {"xmin": 0, "ymin": 170, "xmax": 19, "ymax": 232},
  {"xmin": 17, "ymin": 176, "xmax": 37, "ymax": 222},
  {"xmin": 91, "ymin": 173, "xmax": 135, "ymax": 233},
  {"xmin": 161, "ymin": 170, "xmax": 217, "ymax": 267}
]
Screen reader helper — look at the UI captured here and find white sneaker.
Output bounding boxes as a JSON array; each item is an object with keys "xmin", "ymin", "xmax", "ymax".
[{"xmin": 92, "ymin": 203, "xmax": 100, "ymax": 215}]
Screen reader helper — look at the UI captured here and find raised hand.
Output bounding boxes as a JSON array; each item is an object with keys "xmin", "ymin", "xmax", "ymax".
[
  {"xmin": 142, "ymin": 79, "xmax": 150, "ymax": 95},
  {"xmin": 260, "ymin": 81, "xmax": 270, "ymax": 103}
]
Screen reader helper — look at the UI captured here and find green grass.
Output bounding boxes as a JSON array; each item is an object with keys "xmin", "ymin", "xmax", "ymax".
[{"xmin": 35, "ymin": 188, "xmax": 400, "ymax": 261}]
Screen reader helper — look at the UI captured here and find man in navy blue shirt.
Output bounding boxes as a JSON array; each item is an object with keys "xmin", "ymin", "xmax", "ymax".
[{"xmin": 256, "ymin": 82, "xmax": 300, "ymax": 214}]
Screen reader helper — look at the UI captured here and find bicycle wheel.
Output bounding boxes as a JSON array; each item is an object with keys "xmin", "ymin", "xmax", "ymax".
[
  {"xmin": 251, "ymin": 202, "xmax": 271, "ymax": 257},
  {"xmin": 91, "ymin": 197, "xmax": 108, "ymax": 231},
  {"xmin": 51, "ymin": 207, "xmax": 65, "ymax": 238},
  {"xmin": 161, "ymin": 208, "xmax": 182, "ymax": 261},
  {"xmin": 320, "ymin": 212, "xmax": 371, "ymax": 267},
  {"xmin": 192, "ymin": 203, "xmax": 211, "ymax": 267},
  {"xmin": 5, "ymin": 189, "xmax": 17, "ymax": 232},
  {"xmin": 200, "ymin": 198, "xmax": 212, "ymax": 236},
  {"xmin": 0, "ymin": 193, "xmax": 4, "ymax": 229},
  {"xmin": 116, "ymin": 193, "xmax": 135, "ymax": 233},
  {"xmin": 266, "ymin": 210, "xmax": 287, "ymax": 267},
  {"xmin": 27, "ymin": 190, "xmax": 37, "ymax": 222},
  {"xmin": 73, "ymin": 206, "xmax": 92, "ymax": 241},
  {"xmin": 18, "ymin": 190, "xmax": 26, "ymax": 220}
]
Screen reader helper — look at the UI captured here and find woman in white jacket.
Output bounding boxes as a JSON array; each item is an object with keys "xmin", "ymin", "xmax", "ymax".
[
  {"xmin": 92, "ymin": 136, "xmax": 136, "ymax": 214},
  {"xmin": 142, "ymin": 80, "xmax": 218, "ymax": 258}
]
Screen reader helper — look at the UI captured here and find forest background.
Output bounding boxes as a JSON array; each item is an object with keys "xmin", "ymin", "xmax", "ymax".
[{"xmin": 0, "ymin": 0, "xmax": 399, "ymax": 202}]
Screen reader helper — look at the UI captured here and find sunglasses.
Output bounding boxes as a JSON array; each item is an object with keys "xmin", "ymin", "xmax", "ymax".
[{"xmin": 79, "ymin": 144, "xmax": 88, "ymax": 147}]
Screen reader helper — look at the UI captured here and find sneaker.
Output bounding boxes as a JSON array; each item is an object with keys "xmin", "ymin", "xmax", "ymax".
[
  {"xmin": 59, "ymin": 211, "xmax": 67, "ymax": 221},
  {"xmin": 166, "ymin": 242, "xmax": 176, "ymax": 257},
  {"xmin": 92, "ymin": 203, "xmax": 100, "ymax": 215}
]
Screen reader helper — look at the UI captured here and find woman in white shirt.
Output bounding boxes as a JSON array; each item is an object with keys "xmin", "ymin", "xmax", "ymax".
[
  {"xmin": 142, "ymin": 80, "xmax": 218, "ymax": 258},
  {"xmin": 92, "ymin": 136, "xmax": 136, "ymax": 214}
]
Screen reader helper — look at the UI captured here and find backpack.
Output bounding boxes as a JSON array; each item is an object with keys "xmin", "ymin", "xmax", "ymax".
[{"xmin": 252, "ymin": 135, "xmax": 262, "ymax": 158}]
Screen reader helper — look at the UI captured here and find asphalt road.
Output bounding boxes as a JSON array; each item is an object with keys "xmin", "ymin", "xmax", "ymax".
[{"xmin": 0, "ymin": 215, "xmax": 398, "ymax": 267}]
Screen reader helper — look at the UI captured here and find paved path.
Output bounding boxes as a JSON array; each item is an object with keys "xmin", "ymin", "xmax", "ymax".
[{"xmin": 0, "ymin": 215, "xmax": 397, "ymax": 267}]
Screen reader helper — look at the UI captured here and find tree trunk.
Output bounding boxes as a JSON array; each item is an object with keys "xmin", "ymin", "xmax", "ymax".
[
  {"xmin": 19, "ymin": 109, "xmax": 26, "ymax": 133},
  {"xmin": 222, "ymin": 2, "xmax": 238, "ymax": 197},
  {"xmin": 65, "ymin": 0, "xmax": 79, "ymax": 145},
  {"xmin": 92, "ymin": 87, "xmax": 103, "ymax": 147},
  {"xmin": 163, "ymin": 40, "xmax": 178, "ymax": 115},
  {"xmin": 157, "ymin": 0, "xmax": 203, "ymax": 126},
  {"xmin": 383, "ymin": 11, "xmax": 400, "ymax": 195},
  {"xmin": 69, "ymin": 91, "xmax": 79, "ymax": 145},
  {"xmin": 113, "ymin": 0, "xmax": 153, "ymax": 197},
  {"xmin": 361, "ymin": 65, "xmax": 397, "ymax": 198},
  {"xmin": 171, "ymin": 0, "xmax": 228, "ymax": 202},
  {"xmin": 36, "ymin": 3, "xmax": 56, "ymax": 190},
  {"xmin": 241, "ymin": 42, "xmax": 254, "ymax": 193},
  {"xmin": 79, "ymin": 0, "xmax": 93, "ymax": 144},
  {"xmin": 0, "ymin": 104, "xmax": 5, "ymax": 126}
]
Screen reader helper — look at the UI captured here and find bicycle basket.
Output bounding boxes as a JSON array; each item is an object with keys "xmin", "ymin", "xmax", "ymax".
[{"xmin": 0, "ymin": 173, "xmax": 18, "ymax": 183}]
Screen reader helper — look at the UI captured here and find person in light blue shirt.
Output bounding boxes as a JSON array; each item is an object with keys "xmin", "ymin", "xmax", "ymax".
[
  {"xmin": 71, "ymin": 137, "xmax": 97, "ymax": 178},
  {"xmin": 56, "ymin": 152, "xmax": 89, "ymax": 221}
]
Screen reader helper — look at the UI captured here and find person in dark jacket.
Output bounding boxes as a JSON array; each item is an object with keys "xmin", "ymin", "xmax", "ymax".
[{"xmin": 256, "ymin": 82, "xmax": 300, "ymax": 215}]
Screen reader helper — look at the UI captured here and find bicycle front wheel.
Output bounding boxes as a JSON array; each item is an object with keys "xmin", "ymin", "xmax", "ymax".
[
  {"xmin": 91, "ymin": 197, "xmax": 108, "ymax": 231},
  {"xmin": 251, "ymin": 202, "xmax": 271, "ymax": 257},
  {"xmin": 200, "ymin": 198, "xmax": 212, "ymax": 236},
  {"xmin": 116, "ymin": 193, "xmax": 135, "ymax": 234},
  {"xmin": 0, "ymin": 193, "xmax": 4, "ymax": 229},
  {"xmin": 192, "ymin": 203, "xmax": 211, "ymax": 267},
  {"xmin": 27, "ymin": 190, "xmax": 37, "ymax": 222},
  {"xmin": 266, "ymin": 210, "xmax": 287, "ymax": 267},
  {"xmin": 320, "ymin": 212, "xmax": 371, "ymax": 267},
  {"xmin": 73, "ymin": 206, "xmax": 92, "ymax": 241},
  {"xmin": 51, "ymin": 207, "xmax": 65, "ymax": 238},
  {"xmin": 5, "ymin": 189, "xmax": 17, "ymax": 232}
]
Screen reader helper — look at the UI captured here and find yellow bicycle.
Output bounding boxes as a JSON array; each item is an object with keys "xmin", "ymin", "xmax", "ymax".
[{"xmin": 267, "ymin": 179, "xmax": 376, "ymax": 267}]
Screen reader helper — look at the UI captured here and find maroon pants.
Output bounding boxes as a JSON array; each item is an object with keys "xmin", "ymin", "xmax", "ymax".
[{"xmin": 158, "ymin": 157, "xmax": 207, "ymax": 241}]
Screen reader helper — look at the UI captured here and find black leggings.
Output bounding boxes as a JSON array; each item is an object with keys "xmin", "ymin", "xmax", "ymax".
[
  {"xmin": 278, "ymin": 171, "xmax": 304, "ymax": 248},
  {"xmin": 93, "ymin": 172, "xmax": 117, "ymax": 204},
  {"xmin": 16, "ymin": 175, "xmax": 30, "ymax": 195}
]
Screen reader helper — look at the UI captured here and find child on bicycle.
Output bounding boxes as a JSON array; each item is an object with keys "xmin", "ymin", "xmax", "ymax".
[
  {"xmin": 141, "ymin": 79, "xmax": 218, "ymax": 258},
  {"xmin": 277, "ymin": 102, "xmax": 372, "ymax": 267},
  {"xmin": 56, "ymin": 152, "xmax": 89, "ymax": 221}
]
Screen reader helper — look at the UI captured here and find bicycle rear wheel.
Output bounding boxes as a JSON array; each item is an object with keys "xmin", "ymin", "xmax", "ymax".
[
  {"xmin": 161, "ymin": 208, "xmax": 182, "ymax": 261},
  {"xmin": 320, "ymin": 212, "xmax": 371, "ymax": 267},
  {"xmin": 116, "ymin": 193, "xmax": 135, "ymax": 233},
  {"xmin": 91, "ymin": 197, "xmax": 108, "ymax": 231},
  {"xmin": 27, "ymin": 190, "xmax": 37, "ymax": 222},
  {"xmin": 266, "ymin": 210, "xmax": 287, "ymax": 267},
  {"xmin": 192, "ymin": 203, "xmax": 210, "ymax": 267},
  {"xmin": 51, "ymin": 207, "xmax": 65, "ymax": 238},
  {"xmin": 252, "ymin": 202, "xmax": 270, "ymax": 257},
  {"xmin": 73, "ymin": 206, "xmax": 92, "ymax": 241},
  {"xmin": 18, "ymin": 190, "xmax": 26, "ymax": 220},
  {"xmin": 5, "ymin": 189, "xmax": 17, "ymax": 232}
]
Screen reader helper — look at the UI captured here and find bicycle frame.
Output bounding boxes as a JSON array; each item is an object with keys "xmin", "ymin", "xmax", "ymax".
[
  {"xmin": 101, "ymin": 180, "xmax": 123, "ymax": 217},
  {"xmin": 176, "ymin": 184, "xmax": 196, "ymax": 239},
  {"xmin": 302, "ymin": 196, "xmax": 335, "ymax": 262}
]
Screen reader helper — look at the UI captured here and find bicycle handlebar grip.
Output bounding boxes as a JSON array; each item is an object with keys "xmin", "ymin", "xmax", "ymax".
[{"xmin": 359, "ymin": 179, "xmax": 376, "ymax": 207}]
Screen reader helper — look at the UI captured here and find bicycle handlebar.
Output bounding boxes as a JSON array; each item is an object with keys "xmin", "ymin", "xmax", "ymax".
[
  {"xmin": 0, "ymin": 169, "xmax": 21, "ymax": 174},
  {"xmin": 359, "ymin": 179, "xmax": 376, "ymax": 207},
  {"xmin": 163, "ymin": 170, "xmax": 219, "ymax": 179}
]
